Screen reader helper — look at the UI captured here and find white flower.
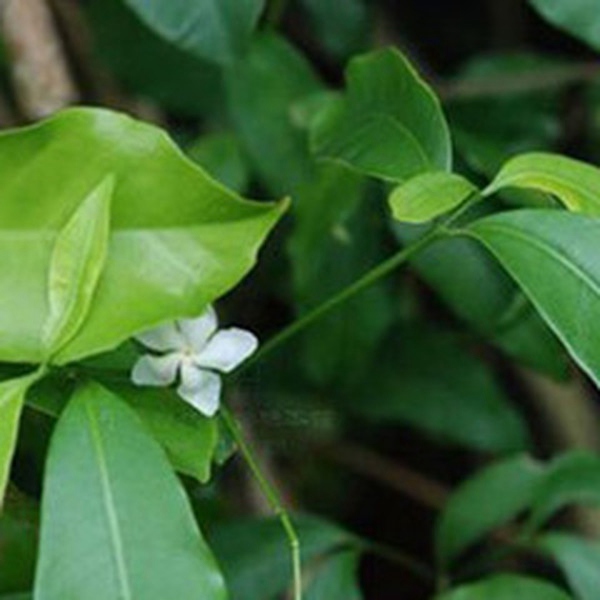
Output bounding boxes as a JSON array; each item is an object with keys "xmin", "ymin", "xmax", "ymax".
[{"xmin": 131, "ymin": 306, "xmax": 258, "ymax": 417}]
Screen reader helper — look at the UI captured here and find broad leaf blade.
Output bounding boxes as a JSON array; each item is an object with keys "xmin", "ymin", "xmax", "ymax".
[
  {"xmin": 305, "ymin": 550, "xmax": 362, "ymax": 600},
  {"xmin": 468, "ymin": 210, "xmax": 600, "ymax": 388},
  {"xmin": 389, "ymin": 172, "xmax": 477, "ymax": 223},
  {"xmin": 122, "ymin": 0, "xmax": 265, "ymax": 65},
  {"xmin": 0, "ymin": 108, "xmax": 286, "ymax": 365},
  {"xmin": 0, "ymin": 375, "xmax": 38, "ymax": 507},
  {"xmin": 529, "ymin": 0, "xmax": 600, "ymax": 51},
  {"xmin": 310, "ymin": 48, "xmax": 452, "ymax": 181},
  {"xmin": 35, "ymin": 382, "xmax": 226, "ymax": 600},
  {"xmin": 538, "ymin": 533, "xmax": 600, "ymax": 600},
  {"xmin": 485, "ymin": 153, "xmax": 600, "ymax": 214},
  {"xmin": 43, "ymin": 176, "xmax": 113, "ymax": 356},
  {"xmin": 436, "ymin": 455, "xmax": 544, "ymax": 566},
  {"xmin": 437, "ymin": 574, "xmax": 572, "ymax": 600}
]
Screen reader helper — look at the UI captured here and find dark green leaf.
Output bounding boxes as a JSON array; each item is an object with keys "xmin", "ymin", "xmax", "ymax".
[
  {"xmin": 310, "ymin": 48, "xmax": 451, "ymax": 182},
  {"xmin": 35, "ymin": 382, "xmax": 226, "ymax": 599},
  {"xmin": 122, "ymin": 0, "xmax": 265, "ymax": 65},
  {"xmin": 437, "ymin": 574, "xmax": 572, "ymax": 600},
  {"xmin": 305, "ymin": 550, "xmax": 362, "ymax": 600},
  {"xmin": 436, "ymin": 455, "xmax": 544, "ymax": 565}
]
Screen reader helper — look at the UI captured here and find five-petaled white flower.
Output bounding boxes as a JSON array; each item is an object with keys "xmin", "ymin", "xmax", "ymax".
[{"xmin": 131, "ymin": 306, "xmax": 258, "ymax": 417}]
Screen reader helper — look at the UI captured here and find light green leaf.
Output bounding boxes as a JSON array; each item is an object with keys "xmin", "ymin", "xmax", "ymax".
[
  {"xmin": 0, "ymin": 375, "xmax": 39, "ymax": 507},
  {"xmin": 35, "ymin": 382, "xmax": 226, "ymax": 600},
  {"xmin": 538, "ymin": 533, "xmax": 600, "ymax": 600},
  {"xmin": 43, "ymin": 176, "xmax": 112, "ymax": 356},
  {"xmin": 485, "ymin": 153, "xmax": 600, "ymax": 214},
  {"xmin": 468, "ymin": 209, "xmax": 600, "ymax": 388},
  {"xmin": 529, "ymin": 0, "xmax": 600, "ymax": 51},
  {"xmin": 310, "ymin": 48, "xmax": 452, "ymax": 182},
  {"xmin": 528, "ymin": 452, "xmax": 600, "ymax": 531},
  {"xmin": 437, "ymin": 574, "xmax": 572, "ymax": 600},
  {"xmin": 208, "ymin": 515, "xmax": 352, "ymax": 600},
  {"xmin": 436, "ymin": 455, "xmax": 544, "ymax": 566},
  {"xmin": 389, "ymin": 172, "xmax": 477, "ymax": 223},
  {"xmin": 122, "ymin": 0, "xmax": 265, "ymax": 65},
  {"xmin": 0, "ymin": 107, "xmax": 285, "ymax": 365},
  {"xmin": 305, "ymin": 550, "xmax": 362, "ymax": 600}
]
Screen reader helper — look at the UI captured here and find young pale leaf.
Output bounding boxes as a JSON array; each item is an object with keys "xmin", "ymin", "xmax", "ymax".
[
  {"xmin": 43, "ymin": 176, "xmax": 113, "ymax": 356},
  {"xmin": 389, "ymin": 172, "xmax": 477, "ymax": 223},
  {"xmin": 35, "ymin": 382, "xmax": 226, "ymax": 600},
  {"xmin": 468, "ymin": 210, "xmax": 600, "ymax": 389},
  {"xmin": 0, "ymin": 108, "xmax": 286, "ymax": 365},
  {"xmin": 485, "ymin": 153, "xmax": 600, "ymax": 214},
  {"xmin": 310, "ymin": 48, "xmax": 452, "ymax": 182},
  {"xmin": 0, "ymin": 374, "xmax": 39, "ymax": 508},
  {"xmin": 529, "ymin": 0, "xmax": 600, "ymax": 51},
  {"xmin": 436, "ymin": 574, "xmax": 572, "ymax": 600},
  {"xmin": 122, "ymin": 0, "xmax": 265, "ymax": 65},
  {"xmin": 436, "ymin": 455, "xmax": 544, "ymax": 566},
  {"xmin": 538, "ymin": 533, "xmax": 600, "ymax": 600},
  {"xmin": 528, "ymin": 452, "xmax": 600, "ymax": 531}
]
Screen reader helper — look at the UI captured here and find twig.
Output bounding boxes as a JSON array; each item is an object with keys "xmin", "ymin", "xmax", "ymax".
[{"xmin": 1, "ymin": 0, "xmax": 78, "ymax": 119}]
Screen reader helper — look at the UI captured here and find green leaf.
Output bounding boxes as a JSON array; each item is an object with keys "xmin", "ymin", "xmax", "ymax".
[
  {"xmin": 0, "ymin": 107, "xmax": 285, "ymax": 365},
  {"xmin": 35, "ymin": 382, "xmax": 226, "ymax": 600},
  {"xmin": 485, "ymin": 153, "xmax": 600, "ymax": 215},
  {"xmin": 348, "ymin": 324, "xmax": 530, "ymax": 454},
  {"xmin": 528, "ymin": 452, "xmax": 600, "ymax": 531},
  {"xmin": 436, "ymin": 455, "xmax": 544, "ymax": 566},
  {"xmin": 529, "ymin": 0, "xmax": 600, "ymax": 51},
  {"xmin": 208, "ymin": 515, "xmax": 352, "ymax": 600},
  {"xmin": 389, "ymin": 172, "xmax": 477, "ymax": 223},
  {"xmin": 310, "ymin": 48, "xmax": 452, "ymax": 182},
  {"xmin": 122, "ymin": 0, "xmax": 265, "ymax": 65},
  {"xmin": 468, "ymin": 209, "xmax": 600, "ymax": 388},
  {"xmin": 538, "ymin": 533, "xmax": 600, "ymax": 600},
  {"xmin": 187, "ymin": 133, "xmax": 250, "ymax": 193},
  {"xmin": 226, "ymin": 34, "xmax": 323, "ymax": 195},
  {"xmin": 437, "ymin": 574, "xmax": 572, "ymax": 600},
  {"xmin": 43, "ymin": 176, "xmax": 112, "ymax": 356},
  {"xmin": 86, "ymin": 0, "xmax": 224, "ymax": 118},
  {"xmin": 0, "ymin": 375, "xmax": 39, "ymax": 507},
  {"xmin": 305, "ymin": 550, "xmax": 362, "ymax": 600}
]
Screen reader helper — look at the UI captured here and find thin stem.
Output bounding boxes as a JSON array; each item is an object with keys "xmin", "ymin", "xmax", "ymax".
[
  {"xmin": 244, "ymin": 223, "xmax": 445, "ymax": 370},
  {"xmin": 221, "ymin": 406, "xmax": 302, "ymax": 600}
]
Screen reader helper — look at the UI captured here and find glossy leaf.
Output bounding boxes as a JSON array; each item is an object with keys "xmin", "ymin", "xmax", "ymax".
[
  {"xmin": 485, "ymin": 153, "xmax": 600, "ymax": 215},
  {"xmin": 226, "ymin": 34, "xmax": 322, "ymax": 195},
  {"xmin": 311, "ymin": 48, "xmax": 452, "ymax": 181},
  {"xmin": 528, "ymin": 452, "xmax": 600, "ymax": 531},
  {"xmin": 437, "ymin": 574, "xmax": 572, "ymax": 600},
  {"xmin": 122, "ymin": 0, "xmax": 265, "ymax": 65},
  {"xmin": 208, "ymin": 515, "xmax": 352, "ymax": 600},
  {"xmin": 0, "ymin": 375, "xmax": 39, "ymax": 507},
  {"xmin": 348, "ymin": 325, "xmax": 530, "ymax": 454},
  {"xmin": 35, "ymin": 382, "xmax": 226, "ymax": 600},
  {"xmin": 538, "ymin": 533, "xmax": 600, "ymax": 600},
  {"xmin": 389, "ymin": 172, "xmax": 477, "ymax": 223},
  {"xmin": 43, "ymin": 176, "xmax": 112, "ymax": 356},
  {"xmin": 529, "ymin": 0, "xmax": 600, "ymax": 51},
  {"xmin": 468, "ymin": 210, "xmax": 600, "ymax": 388},
  {"xmin": 436, "ymin": 455, "xmax": 544, "ymax": 566},
  {"xmin": 0, "ymin": 108, "xmax": 285, "ymax": 365}
]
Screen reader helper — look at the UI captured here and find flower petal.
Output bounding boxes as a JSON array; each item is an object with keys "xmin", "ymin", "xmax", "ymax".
[
  {"xmin": 135, "ymin": 321, "xmax": 184, "ymax": 352},
  {"xmin": 194, "ymin": 328, "xmax": 258, "ymax": 373},
  {"xmin": 178, "ymin": 306, "xmax": 218, "ymax": 352},
  {"xmin": 177, "ymin": 363, "xmax": 222, "ymax": 417},
  {"xmin": 131, "ymin": 353, "xmax": 180, "ymax": 386}
]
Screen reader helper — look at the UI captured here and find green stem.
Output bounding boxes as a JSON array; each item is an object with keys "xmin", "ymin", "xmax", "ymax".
[
  {"xmin": 244, "ymin": 224, "xmax": 444, "ymax": 370},
  {"xmin": 221, "ymin": 406, "xmax": 302, "ymax": 600}
]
